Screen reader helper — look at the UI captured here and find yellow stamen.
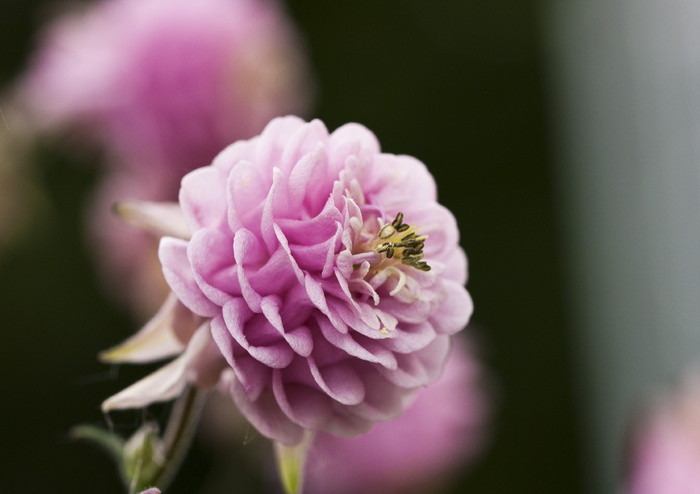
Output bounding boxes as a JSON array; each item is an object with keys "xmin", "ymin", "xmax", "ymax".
[{"xmin": 373, "ymin": 212, "xmax": 431, "ymax": 272}]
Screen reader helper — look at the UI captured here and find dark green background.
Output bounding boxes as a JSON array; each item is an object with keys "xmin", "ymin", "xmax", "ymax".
[{"xmin": 0, "ymin": 1, "xmax": 583, "ymax": 493}]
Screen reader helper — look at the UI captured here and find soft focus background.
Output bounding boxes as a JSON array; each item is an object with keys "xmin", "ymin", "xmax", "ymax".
[{"xmin": 0, "ymin": 1, "xmax": 586, "ymax": 493}]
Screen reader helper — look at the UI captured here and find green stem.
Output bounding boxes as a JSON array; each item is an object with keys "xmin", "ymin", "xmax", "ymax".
[
  {"xmin": 274, "ymin": 431, "xmax": 315, "ymax": 494},
  {"xmin": 70, "ymin": 424, "xmax": 125, "ymax": 462},
  {"xmin": 137, "ymin": 386, "xmax": 208, "ymax": 494}
]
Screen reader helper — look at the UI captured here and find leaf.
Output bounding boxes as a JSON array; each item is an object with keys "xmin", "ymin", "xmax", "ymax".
[{"xmin": 70, "ymin": 424, "xmax": 125, "ymax": 463}]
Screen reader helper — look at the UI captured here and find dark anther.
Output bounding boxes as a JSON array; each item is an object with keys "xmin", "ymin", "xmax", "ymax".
[
  {"xmin": 397, "ymin": 239, "xmax": 422, "ymax": 249},
  {"xmin": 377, "ymin": 243, "xmax": 392, "ymax": 253}
]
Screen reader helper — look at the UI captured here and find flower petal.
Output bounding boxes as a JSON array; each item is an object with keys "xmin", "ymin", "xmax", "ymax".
[
  {"xmin": 223, "ymin": 299, "xmax": 294, "ymax": 368},
  {"xmin": 279, "ymin": 119, "xmax": 329, "ymax": 177},
  {"xmin": 228, "ymin": 160, "xmax": 268, "ymax": 230},
  {"xmin": 307, "ymin": 356, "xmax": 366, "ymax": 406},
  {"xmin": 113, "ymin": 200, "xmax": 190, "ymax": 240},
  {"xmin": 99, "ymin": 292, "xmax": 186, "ymax": 363},
  {"xmin": 101, "ymin": 323, "xmax": 210, "ymax": 411},
  {"xmin": 179, "ymin": 166, "xmax": 228, "ymax": 232},
  {"xmin": 160, "ymin": 237, "xmax": 219, "ymax": 317},
  {"xmin": 226, "ymin": 371, "xmax": 305, "ymax": 446},
  {"xmin": 379, "ymin": 335, "xmax": 451, "ymax": 388},
  {"xmin": 272, "ymin": 369, "xmax": 332, "ymax": 430},
  {"xmin": 316, "ymin": 315, "xmax": 397, "ymax": 369},
  {"xmin": 210, "ymin": 314, "xmax": 269, "ymax": 401},
  {"xmin": 345, "ymin": 370, "xmax": 414, "ymax": 423},
  {"xmin": 188, "ymin": 228, "xmax": 239, "ymax": 306},
  {"xmin": 432, "ymin": 280, "xmax": 473, "ymax": 335},
  {"xmin": 287, "ymin": 143, "xmax": 328, "ymax": 215},
  {"xmin": 232, "ymin": 228, "xmax": 267, "ymax": 312},
  {"xmin": 382, "ymin": 320, "xmax": 438, "ymax": 354}
]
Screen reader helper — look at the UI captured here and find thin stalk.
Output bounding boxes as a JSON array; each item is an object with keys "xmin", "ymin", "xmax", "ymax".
[{"xmin": 140, "ymin": 386, "xmax": 208, "ymax": 494}]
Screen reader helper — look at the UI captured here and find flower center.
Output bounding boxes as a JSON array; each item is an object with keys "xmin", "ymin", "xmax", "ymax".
[
  {"xmin": 355, "ymin": 212, "xmax": 431, "ymax": 272},
  {"xmin": 376, "ymin": 212, "xmax": 431, "ymax": 271}
]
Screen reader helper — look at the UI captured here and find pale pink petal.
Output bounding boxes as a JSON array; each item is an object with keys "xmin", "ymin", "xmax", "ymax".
[
  {"xmin": 99, "ymin": 292, "xmax": 186, "ymax": 363},
  {"xmin": 278, "ymin": 119, "xmax": 329, "ymax": 177},
  {"xmin": 102, "ymin": 323, "xmax": 211, "ymax": 411},
  {"xmin": 210, "ymin": 314, "xmax": 269, "ymax": 401},
  {"xmin": 222, "ymin": 299, "xmax": 294, "ymax": 368},
  {"xmin": 272, "ymin": 369, "xmax": 333, "ymax": 430},
  {"xmin": 226, "ymin": 371, "xmax": 305, "ymax": 446},
  {"xmin": 179, "ymin": 166, "xmax": 228, "ymax": 232},
  {"xmin": 308, "ymin": 356, "xmax": 366, "ymax": 406},
  {"xmin": 160, "ymin": 237, "xmax": 219, "ymax": 317},
  {"xmin": 187, "ymin": 228, "xmax": 239, "ymax": 306},
  {"xmin": 379, "ymin": 336, "xmax": 451, "ymax": 388},
  {"xmin": 113, "ymin": 200, "xmax": 190, "ymax": 240},
  {"xmin": 431, "ymin": 280, "xmax": 473, "ymax": 335}
]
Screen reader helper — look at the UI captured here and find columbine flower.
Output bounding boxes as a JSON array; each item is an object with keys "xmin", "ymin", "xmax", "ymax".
[
  {"xmin": 102, "ymin": 117, "xmax": 472, "ymax": 452},
  {"xmin": 13, "ymin": 0, "xmax": 312, "ymax": 315},
  {"xmin": 304, "ymin": 336, "xmax": 489, "ymax": 494},
  {"xmin": 625, "ymin": 367, "xmax": 700, "ymax": 494},
  {"xmin": 17, "ymin": 0, "xmax": 311, "ymax": 180}
]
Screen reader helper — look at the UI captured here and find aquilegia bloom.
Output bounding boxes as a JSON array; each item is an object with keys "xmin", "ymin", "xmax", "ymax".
[
  {"xmin": 14, "ymin": 0, "xmax": 312, "ymax": 316},
  {"xmin": 625, "ymin": 367, "xmax": 700, "ymax": 494},
  {"xmin": 305, "ymin": 336, "xmax": 489, "ymax": 494},
  {"xmin": 16, "ymin": 0, "xmax": 311, "ymax": 180},
  {"xmin": 103, "ymin": 116, "xmax": 472, "ymax": 447}
]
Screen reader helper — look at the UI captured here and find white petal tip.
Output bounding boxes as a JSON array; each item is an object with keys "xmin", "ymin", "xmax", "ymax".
[{"xmin": 113, "ymin": 200, "xmax": 190, "ymax": 239}]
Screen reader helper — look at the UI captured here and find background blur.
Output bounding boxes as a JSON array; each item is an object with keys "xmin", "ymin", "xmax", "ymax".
[{"xmin": 0, "ymin": 1, "xmax": 583, "ymax": 493}]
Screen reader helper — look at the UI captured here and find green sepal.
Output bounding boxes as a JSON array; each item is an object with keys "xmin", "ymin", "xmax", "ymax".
[
  {"xmin": 274, "ymin": 431, "xmax": 315, "ymax": 494},
  {"xmin": 122, "ymin": 423, "xmax": 166, "ymax": 494},
  {"xmin": 70, "ymin": 422, "xmax": 165, "ymax": 494},
  {"xmin": 70, "ymin": 424, "xmax": 125, "ymax": 464}
]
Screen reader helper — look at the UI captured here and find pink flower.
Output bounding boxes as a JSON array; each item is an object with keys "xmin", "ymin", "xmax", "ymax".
[
  {"xmin": 626, "ymin": 368, "xmax": 700, "ymax": 494},
  {"xmin": 18, "ymin": 0, "xmax": 311, "ymax": 184},
  {"xmin": 14, "ymin": 0, "xmax": 312, "ymax": 315},
  {"xmin": 102, "ymin": 116, "xmax": 473, "ymax": 447},
  {"xmin": 304, "ymin": 336, "xmax": 489, "ymax": 494}
]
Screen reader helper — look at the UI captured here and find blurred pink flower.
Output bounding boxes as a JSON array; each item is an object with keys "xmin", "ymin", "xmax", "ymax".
[
  {"xmin": 18, "ymin": 0, "xmax": 311, "ymax": 181},
  {"xmin": 305, "ymin": 336, "xmax": 489, "ymax": 494},
  {"xmin": 102, "ymin": 116, "xmax": 473, "ymax": 448},
  {"xmin": 15, "ymin": 0, "xmax": 312, "ymax": 315},
  {"xmin": 626, "ymin": 368, "xmax": 700, "ymax": 494}
]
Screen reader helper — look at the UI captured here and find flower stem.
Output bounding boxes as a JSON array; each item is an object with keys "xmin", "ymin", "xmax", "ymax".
[
  {"xmin": 274, "ymin": 431, "xmax": 315, "ymax": 494},
  {"xmin": 138, "ymin": 386, "xmax": 207, "ymax": 494}
]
